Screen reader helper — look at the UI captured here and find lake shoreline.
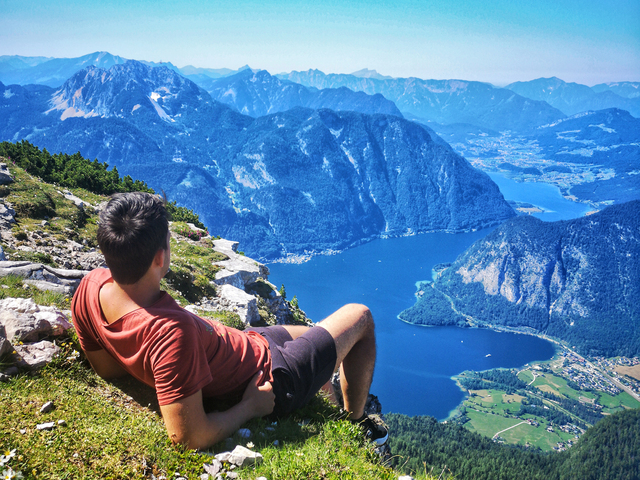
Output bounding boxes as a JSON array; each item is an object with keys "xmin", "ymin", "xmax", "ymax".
[{"xmin": 396, "ymin": 315, "xmax": 563, "ymax": 421}]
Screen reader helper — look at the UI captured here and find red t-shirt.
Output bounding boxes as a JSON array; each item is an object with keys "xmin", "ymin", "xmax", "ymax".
[{"xmin": 71, "ymin": 268, "xmax": 272, "ymax": 406}]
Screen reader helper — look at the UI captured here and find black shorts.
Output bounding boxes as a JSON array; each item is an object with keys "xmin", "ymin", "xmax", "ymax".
[{"xmin": 247, "ymin": 325, "xmax": 337, "ymax": 416}]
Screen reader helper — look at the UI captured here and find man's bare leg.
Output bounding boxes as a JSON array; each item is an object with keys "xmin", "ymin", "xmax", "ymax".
[{"xmin": 283, "ymin": 303, "xmax": 376, "ymax": 420}]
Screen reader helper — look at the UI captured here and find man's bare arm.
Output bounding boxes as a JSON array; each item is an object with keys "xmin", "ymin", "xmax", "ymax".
[
  {"xmin": 85, "ymin": 349, "xmax": 129, "ymax": 379},
  {"xmin": 160, "ymin": 372, "xmax": 275, "ymax": 450}
]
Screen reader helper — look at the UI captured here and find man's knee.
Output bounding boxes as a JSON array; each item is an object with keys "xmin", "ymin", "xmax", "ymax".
[{"xmin": 340, "ymin": 303, "xmax": 375, "ymax": 338}]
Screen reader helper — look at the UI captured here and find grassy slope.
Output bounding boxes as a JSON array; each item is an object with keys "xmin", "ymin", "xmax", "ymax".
[{"xmin": 0, "ymin": 162, "xmax": 413, "ymax": 479}]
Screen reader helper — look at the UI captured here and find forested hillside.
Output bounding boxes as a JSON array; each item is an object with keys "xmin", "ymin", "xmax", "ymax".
[
  {"xmin": 400, "ymin": 201, "xmax": 640, "ymax": 357},
  {"xmin": 387, "ymin": 408, "xmax": 640, "ymax": 480}
]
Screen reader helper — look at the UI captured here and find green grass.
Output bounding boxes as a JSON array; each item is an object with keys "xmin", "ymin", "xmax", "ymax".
[
  {"xmin": 0, "ymin": 274, "xmax": 70, "ymax": 309},
  {"xmin": 464, "ymin": 407, "xmax": 575, "ymax": 451},
  {"xmin": 597, "ymin": 391, "xmax": 640, "ymax": 412},
  {"xmin": 517, "ymin": 370, "xmax": 534, "ymax": 383},
  {"xmin": 531, "ymin": 373, "xmax": 587, "ymax": 401},
  {"xmin": 0, "ymin": 341, "xmax": 404, "ymax": 480}
]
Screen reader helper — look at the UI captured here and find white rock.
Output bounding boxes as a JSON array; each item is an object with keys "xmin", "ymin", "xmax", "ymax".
[
  {"xmin": 227, "ymin": 445, "xmax": 263, "ymax": 467},
  {"xmin": 202, "ymin": 459, "xmax": 222, "ymax": 477},
  {"xmin": 40, "ymin": 401, "xmax": 55, "ymax": 413},
  {"xmin": 36, "ymin": 422, "xmax": 56, "ymax": 431}
]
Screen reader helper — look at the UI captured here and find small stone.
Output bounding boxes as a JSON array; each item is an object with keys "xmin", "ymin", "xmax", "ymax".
[
  {"xmin": 40, "ymin": 401, "xmax": 55, "ymax": 413},
  {"xmin": 20, "ymin": 429, "xmax": 26, "ymax": 434},
  {"xmin": 36, "ymin": 422, "xmax": 56, "ymax": 431},
  {"xmin": 203, "ymin": 460, "xmax": 222, "ymax": 477},
  {"xmin": 227, "ymin": 445, "xmax": 263, "ymax": 467},
  {"xmin": 257, "ymin": 477, "xmax": 268, "ymax": 480},
  {"xmin": 225, "ymin": 473, "xmax": 238, "ymax": 479},
  {"xmin": 214, "ymin": 452, "xmax": 231, "ymax": 464},
  {"xmin": 57, "ymin": 419, "xmax": 67, "ymax": 426}
]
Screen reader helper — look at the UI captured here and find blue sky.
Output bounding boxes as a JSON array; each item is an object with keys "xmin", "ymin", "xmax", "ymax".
[{"xmin": 1, "ymin": 0, "xmax": 639, "ymax": 85}]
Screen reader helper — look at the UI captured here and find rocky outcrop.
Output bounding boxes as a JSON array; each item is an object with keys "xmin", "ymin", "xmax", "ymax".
[
  {"xmin": 0, "ymin": 261, "xmax": 90, "ymax": 295},
  {"xmin": 212, "ymin": 239, "xmax": 269, "ymax": 288},
  {"xmin": 188, "ymin": 238, "xmax": 297, "ymax": 326}
]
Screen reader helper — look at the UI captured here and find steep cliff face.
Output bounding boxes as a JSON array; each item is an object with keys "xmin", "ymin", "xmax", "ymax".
[
  {"xmin": 214, "ymin": 108, "xmax": 516, "ymax": 257},
  {"xmin": 400, "ymin": 201, "xmax": 640, "ymax": 356}
]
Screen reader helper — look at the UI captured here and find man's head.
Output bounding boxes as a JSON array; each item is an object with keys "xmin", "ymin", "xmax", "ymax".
[{"xmin": 97, "ymin": 192, "xmax": 169, "ymax": 285}]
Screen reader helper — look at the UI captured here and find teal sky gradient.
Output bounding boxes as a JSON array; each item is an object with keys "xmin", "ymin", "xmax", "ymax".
[{"xmin": 1, "ymin": 0, "xmax": 639, "ymax": 85}]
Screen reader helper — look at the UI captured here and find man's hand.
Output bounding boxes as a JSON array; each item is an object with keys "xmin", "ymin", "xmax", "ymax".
[
  {"xmin": 241, "ymin": 371, "xmax": 275, "ymax": 418},
  {"xmin": 160, "ymin": 371, "xmax": 275, "ymax": 450}
]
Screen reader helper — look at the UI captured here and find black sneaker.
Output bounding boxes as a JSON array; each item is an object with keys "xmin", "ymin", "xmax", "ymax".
[{"xmin": 353, "ymin": 415, "xmax": 389, "ymax": 446}]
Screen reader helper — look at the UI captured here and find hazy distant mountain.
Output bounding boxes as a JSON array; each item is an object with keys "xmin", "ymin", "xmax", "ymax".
[
  {"xmin": 591, "ymin": 81, "xmax": 640, "ymax": 99},
  {"xmin": 201, "ymin": 69, "xmax": 403, "ymax": 117},
  {"xmin": 178, "ymin": 64, "xmax": 251, "ymax": 79},
  {"xmin": 350, "ymin": 68, "xmax": 394, "ymax": 80},
  {"xmin": 278, "ymin": 69, "xmax": 565, "ymax": 132},
  {"xmin": 0, "ymin": 61, "xmax": 515, "ymax": 259},
  {"xmin": 400, "ymin": 201, "xmax": 640, "ymax": 357},
  {"xmin": 0, "ymin": 52, "xmax": 247, "ymax": 89},
  {"xmin": 0, "ymin": 52, "xmax": 130, "ymax": 87},
  {"xmin": 506, "ymin": 77, "xmax": 640, "ymax": 117},
  {"xmin": 0, "ymin": 55, "xmax": 51, "ymax": 72}
]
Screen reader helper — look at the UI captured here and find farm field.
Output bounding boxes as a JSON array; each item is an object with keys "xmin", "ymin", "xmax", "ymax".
[{"xmin": 455, "ymin": 354, "xmax": 640, "ymax": 452}]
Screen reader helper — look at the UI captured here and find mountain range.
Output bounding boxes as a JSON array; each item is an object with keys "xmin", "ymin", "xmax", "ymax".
[
  {"xmin": 3, "ymin": 52, "xmax": 638, "ymax": 133},
  {"xmin": 201, "ymin": 68, "xmax": 402, "ymax": 117},
  {"xmin": 399, "ymin": 201, "xmax": 640, "ymax": 357},
  {"xmin": 506, "ymin": 77, "xmax": 640, "ymax": 117},
  {"xmin": 0, "ymin": 60, "xmax": 515, "ymax": 259},
  {"xmin": 277, "ymin": 69, "xmax": 566, "ymax": 132}
]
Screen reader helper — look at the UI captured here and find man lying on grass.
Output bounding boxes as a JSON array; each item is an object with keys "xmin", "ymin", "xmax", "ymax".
[{"xmin": 71, "ymin": 192, "xmax": 388, "ymax": 450}]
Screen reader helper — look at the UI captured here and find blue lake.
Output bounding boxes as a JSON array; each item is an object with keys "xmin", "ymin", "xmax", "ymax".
[
  {"xmin": 268, "ymin": 175, "xmax": 584, "ymax": 419},
  {"xmin": 487, "ymin": 172, "xmax": 592, "ymax": 222}
]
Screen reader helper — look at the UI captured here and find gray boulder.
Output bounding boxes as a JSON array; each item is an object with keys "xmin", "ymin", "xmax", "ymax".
[
  {"xmin": 0, "ymin": 297, "xmax": 72, "ymax": 341},
  {"xmin": 0, "ymin": 163, "xmax": 13, "ymax": 185},
  {"xmin": 14, "ymin": 340, "xmax": 60, "ymax": 370},
  {"xmin": 0, "ymin": 203, "xmax": 16, "ymax": 228},
  {"xmin": 0, "ymin": 324, "xmax": 12, "ymax": 357}
]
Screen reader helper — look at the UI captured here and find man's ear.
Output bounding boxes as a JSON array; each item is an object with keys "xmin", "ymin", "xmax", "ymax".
[{"xmin": 152, "ymin": 247, "xmax": 166, "ymax": 267}]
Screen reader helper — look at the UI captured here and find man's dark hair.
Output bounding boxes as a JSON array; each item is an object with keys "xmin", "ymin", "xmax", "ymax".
[{"xmin": 97, "ymin": 192, "xmax": 169, "ymax": 284}]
